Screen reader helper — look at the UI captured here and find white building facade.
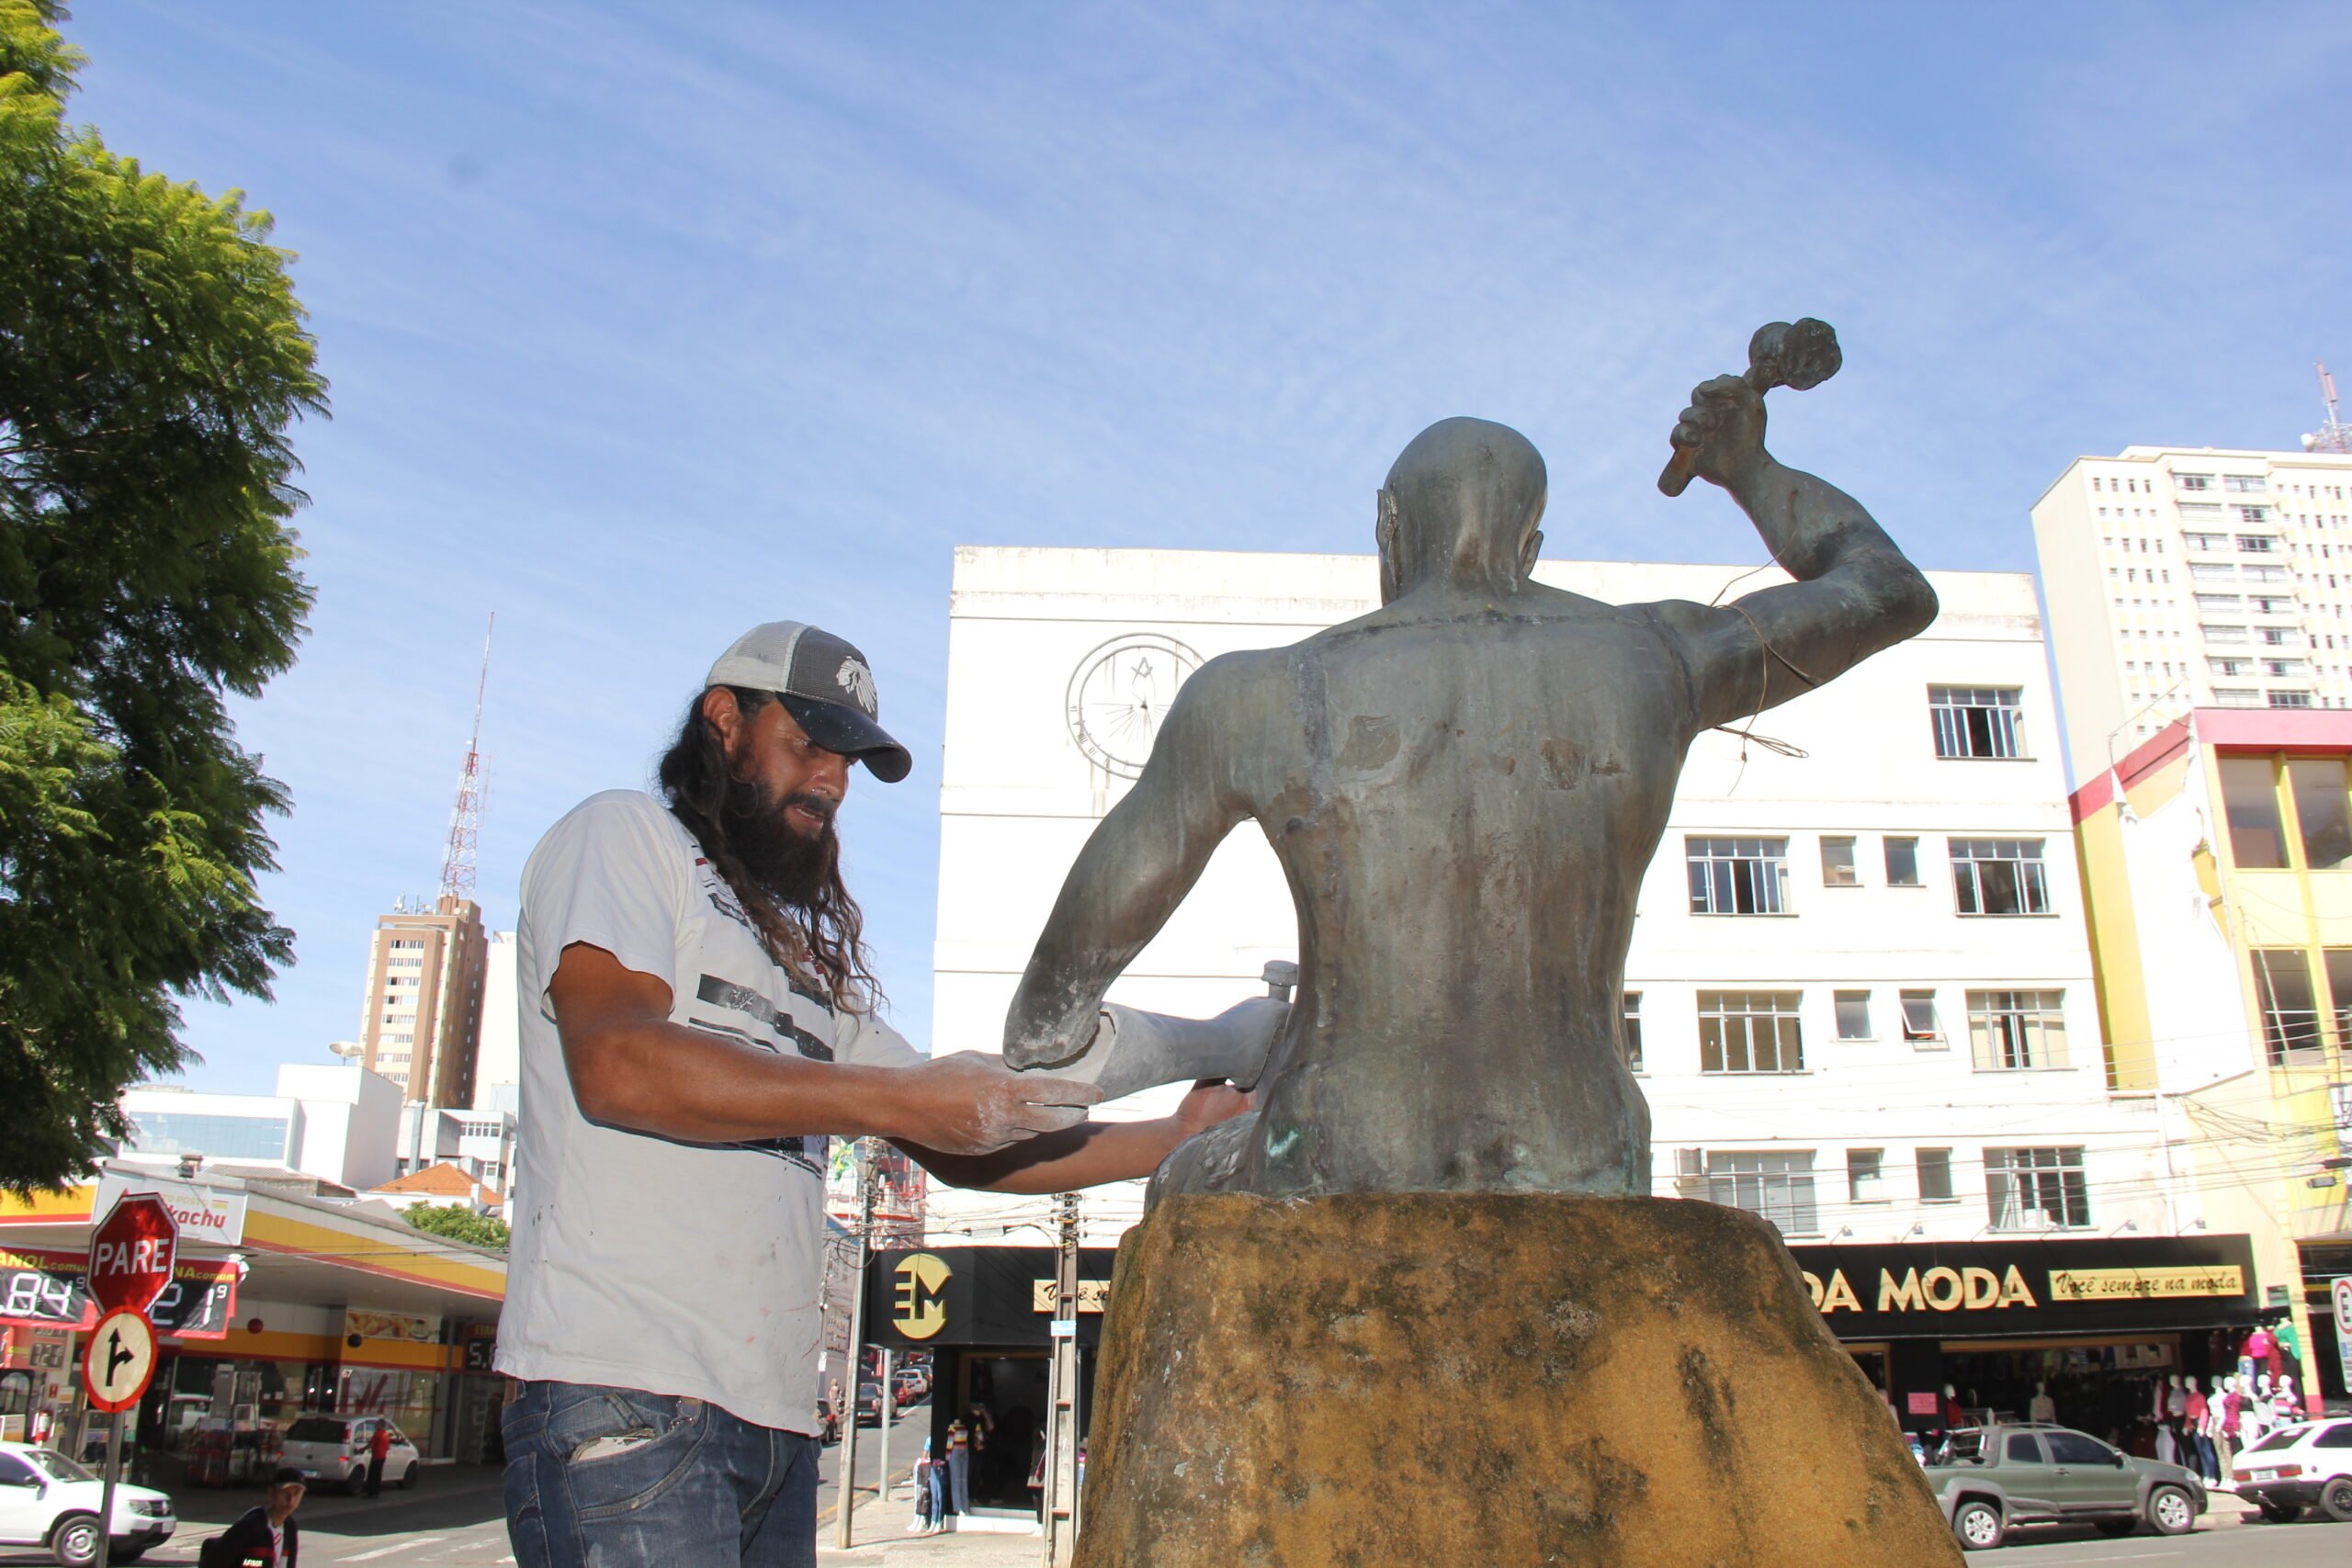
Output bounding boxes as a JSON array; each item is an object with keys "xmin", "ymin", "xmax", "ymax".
[
  {"xmin": 2030, "ymin": 445, "xmax": 2352, "ymax": 774},
  {"xmin": 932, "ymin": 547, "xmax": 2174, "ymax": 1244},
  {"xmin": 118, "ymin": 1064, "xmax": 404, "ymax": 1190}
]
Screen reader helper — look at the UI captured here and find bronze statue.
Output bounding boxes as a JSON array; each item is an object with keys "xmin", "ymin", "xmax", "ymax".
[{"xmin": 1005, "ymin": 324, "xmax": 1935, "ymax": 1201}]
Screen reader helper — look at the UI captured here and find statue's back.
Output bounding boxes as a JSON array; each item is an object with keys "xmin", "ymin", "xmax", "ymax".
[{"xmin": 1230, "ymin": 587, "xmax": 1690, "ymax": 1196}]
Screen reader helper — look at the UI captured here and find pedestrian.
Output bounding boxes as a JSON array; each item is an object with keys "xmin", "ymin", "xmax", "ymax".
[
  {"xmin": 365, "ymin": 1422, "xmax": 392, "ymax": 1497},
  {"xmin": 495, "ymin": 624, "xmax": 1250, "ymax": 1568},
  {"xmin": 205, "ymin": 1468, "xmax": 306, "ymax": 1568}
]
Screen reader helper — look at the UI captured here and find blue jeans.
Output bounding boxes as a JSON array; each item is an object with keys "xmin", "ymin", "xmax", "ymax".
[{"xmin": 503, "ymin": 1382, "xmax": 820, "ymax": 1568}]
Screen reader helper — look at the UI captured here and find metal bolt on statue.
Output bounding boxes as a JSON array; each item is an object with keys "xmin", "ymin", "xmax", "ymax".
[{"xmin": 1005, "ymin": 320, "xmax": 1934, "ymax": 1202}]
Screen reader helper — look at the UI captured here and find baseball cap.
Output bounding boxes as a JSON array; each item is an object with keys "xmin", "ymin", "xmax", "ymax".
[{"xmin": 707, "ymin": 622, "xmax": 913, "ymax": 784}]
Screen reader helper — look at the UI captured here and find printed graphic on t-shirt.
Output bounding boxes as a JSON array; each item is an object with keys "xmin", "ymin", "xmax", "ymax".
[
  {"xmin": 690, "ymin": 854, "xmax": 838, "ymax": 1013},
  {"xmin": 689, "ymin": 973, "xmax": 831, "ymax": 1175}
]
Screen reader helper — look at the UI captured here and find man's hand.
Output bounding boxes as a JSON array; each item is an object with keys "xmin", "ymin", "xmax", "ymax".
[
  {"xmin": 1668, "ymin": 374, "xmax": 1770, "ymax": 493},
  {"xmin": 887, "ymin": 1052, "xmax": 1105, "ymax": 1156},
  {"xmin": 1170, "ymin": 1079, "xmax": 1253, "ymax": 1137}
]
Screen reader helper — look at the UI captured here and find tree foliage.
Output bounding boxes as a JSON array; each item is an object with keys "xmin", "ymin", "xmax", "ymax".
[
  {"xmin": 403, "ymin": 1203, "xmax": 509, "ymax": 1252},
  {"xmin": 0, "ymin": 1, "xmax": 326, "ymax": 1192}
]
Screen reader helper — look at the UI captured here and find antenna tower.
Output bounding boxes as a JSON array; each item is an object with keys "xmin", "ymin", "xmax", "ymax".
[
  {"xmin": 438, "ymin": 613, "xmax": 495, "ymax": 903},
  {"xmin": 2304, "ymin": 361, "xmax": 2352, "ymax": 455}
]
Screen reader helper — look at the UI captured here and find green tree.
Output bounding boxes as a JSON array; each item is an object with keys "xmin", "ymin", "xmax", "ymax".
[
  {"xmin": 403, "ymin": 1203, "xmax": 509, "ymax": 1252},
  {"xmin": 0, "ymin": 2, "xmax": 326, "ymax": 1192}
]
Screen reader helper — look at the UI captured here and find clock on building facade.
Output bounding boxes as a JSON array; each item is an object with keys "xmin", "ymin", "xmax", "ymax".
[{"xmin": 1065, "ymin": 634, "xmax": 1203, "ymax": 780}]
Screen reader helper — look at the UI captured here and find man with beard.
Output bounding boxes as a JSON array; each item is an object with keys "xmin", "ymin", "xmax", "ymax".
[{"xmin": 496, "ymin": 622, "xmax": 1244, "ymax": 1568}]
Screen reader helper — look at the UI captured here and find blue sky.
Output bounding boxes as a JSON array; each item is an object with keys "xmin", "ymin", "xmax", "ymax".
[{"xmin": 67, "ymin": 2, "xmax": 2351, "ymax": 1093}]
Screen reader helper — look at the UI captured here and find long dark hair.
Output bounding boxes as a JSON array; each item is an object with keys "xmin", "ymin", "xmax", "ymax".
[{"xmin": 657, "ymin": 687, "xmax": 881, "ymax": 1012}]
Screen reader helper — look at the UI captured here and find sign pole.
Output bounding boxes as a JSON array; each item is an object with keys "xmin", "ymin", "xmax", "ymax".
[
  {"xmin": 94, "ymin": 1406, "xmax": 121, "ymax": 1568},
  {"xmin": 834, "ymin": 1140, "xmax": 877, "ymax": 1551}
]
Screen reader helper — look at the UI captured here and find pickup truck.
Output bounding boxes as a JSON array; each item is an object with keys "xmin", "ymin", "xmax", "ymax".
[{"xmin": 1921, "ymin": 1423, "xmax": 2207, "ymax": 1551}]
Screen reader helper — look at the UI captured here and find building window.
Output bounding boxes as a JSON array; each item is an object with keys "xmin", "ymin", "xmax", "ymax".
[
  {"xmin": 2220, "ymin": 759, "xmax": 2284, "ymax": 869},
  {"xmin": 2252, "ymin": 949, "xmax": 2323, "ymax": 1063},
  {"xmin": 2195, "ymin": 592, "xmax": 2244, "ymax": 610},
  {"xmin": 2214, "ymin": 687, "xmax": 2261, "ymax": 708},
  {"xmin": 1702, "ymin": 1150, "xmax": 1819, "ymax": 1236},
  {"xmin": 1985, "ymin": 1147, "xmax": 2090, "ymax": 1231},
  {"xmin": 2289, "ymin": 757, "xmax": 2352, "ymax": 868},
  {"xmin": 1621, "ymin": 992, "xmax": 1643, "ymax": 1074},
  {"xmin": 1899, "ymin": 989, "xmax": 1942, "ymax": 1043},
  {"xmin": 1917, "ymin": 1147, "xmax": 1955, "ymax": 1202},
  {"xmin": 2326, "ymin": 951, "xmax": 2352, "ymax": 1047},
  {"xmin": 2204, "ymin": 623, "xmax": 2248, "ymax": 642},
  {"xmin": 2223, "ymin": 476, "xmax": 2267, "ymax": 494},
  {"xmin": 1834, "ymin": 990, "xmax": 1872, "ymax": 1040},
  {"xmin": 1966, "ymin": 990, "xmax": 2069, "ymax": 1070},
  {"xmin": 2211, "ymin": 658, "xmax": 2253, "ymax": 677},
  {"xmin": 1820, "ymin": 836, "xmax": 1859, "ymax": 886},
  {"xmin": 2237, "ymin": 534, "xmax": 2278, "ymax": 553},
  {"xmin": 1686, "ymin": 837, "xmax": 1792, "ymax": 916},
  {"xmin": 1928, "ymin": 686, "xmax": 2024, "ymax": 760},
  {"xmin": 123, "ymin": 1111, "xmax": 294, "ymax": 1163},
  {"xmin": 2237, "ymin": 505, "xmax": 2271, "ymax": 525},
  {"xmin": 1883, "ymin": 836, "xmax": 1920, "ymax": 886},
  {"xmin": 2270, "ymin": 690, "xmax": 2314, "ymax": 709},
  {"xmin": 1697, "ymin": 991, "xmax": 1804, "ymax": 1074},
  {"xmin": 1950, "ymin": 839, "xmax": 2052, "ymax": 916},
  {"xmin": 1848, "ymin": 1149, "xmax": 1885, "ymax": 1203},
  {"xmin": 2176, "ymin": 473, "xmax": 2212, "ymax": 491}
]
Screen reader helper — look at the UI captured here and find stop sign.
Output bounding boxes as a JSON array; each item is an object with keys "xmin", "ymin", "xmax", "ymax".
[{"xmin": 89, "ymin": 1190, "xmax": 178, "ymax": 1314}]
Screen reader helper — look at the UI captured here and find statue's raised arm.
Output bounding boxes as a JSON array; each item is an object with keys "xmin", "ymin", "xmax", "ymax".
[{"xmin": 1645, "ymin": 335, "xmax": 1938, "ymax": 732}]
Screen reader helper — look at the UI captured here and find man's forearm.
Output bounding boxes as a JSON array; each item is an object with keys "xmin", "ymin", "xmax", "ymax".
[
  {"xmin": 570, "ymin": 1018, "xmax": 912, "ymax": 1144},
  {"xmin": 905, "ymin": 1117, "xmax": 1191, "ymax": 1194}
]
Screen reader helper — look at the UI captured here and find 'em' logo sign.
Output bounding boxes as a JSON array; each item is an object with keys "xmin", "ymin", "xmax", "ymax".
[{"xmin": 892, "ymin": 1254, "xmax": 951, "ymax": 1340}]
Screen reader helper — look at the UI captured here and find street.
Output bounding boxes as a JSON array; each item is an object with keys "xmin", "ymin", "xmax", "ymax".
[
  {"xmin": 0, "ymin": 1406, "xmax": 944, "ymax": 1568},
  {"xmin": 8, "ymin": 1433, "xmax": 2345, "ymax": 1566},
  {"xmin": 1986, "ymin": 1513, "xmax": 2346, "ymax": 1564}
]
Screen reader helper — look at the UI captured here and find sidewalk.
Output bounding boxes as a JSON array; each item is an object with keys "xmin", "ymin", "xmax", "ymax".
[{"xmin": 817, "ymin": 1488, "xmax": 1049, "ymax": 1567}]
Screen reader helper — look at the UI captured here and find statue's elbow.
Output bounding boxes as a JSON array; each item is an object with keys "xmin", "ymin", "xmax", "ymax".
[{"xmin": 1885, "ymin": 562, "xmax": 1938, "ymax": 641}]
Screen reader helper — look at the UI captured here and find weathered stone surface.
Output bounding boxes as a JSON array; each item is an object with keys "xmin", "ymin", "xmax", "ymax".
[{"xmin": 1076, "ymin": 1194, "xmax": 1961, "ymax": 1568}]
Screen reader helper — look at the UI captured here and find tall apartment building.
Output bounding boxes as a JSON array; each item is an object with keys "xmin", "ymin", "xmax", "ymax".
[
  {"xmin": 2031, "ymin": 446, "xmax": 2352, "ymax": 774},
  {"xmin": 919, "ymin": 546, "xmax": 2264, "ymax": 1436},
  {"xmin": 359, "ymin": 895, "xmax": 489, "ymax": 1107}
]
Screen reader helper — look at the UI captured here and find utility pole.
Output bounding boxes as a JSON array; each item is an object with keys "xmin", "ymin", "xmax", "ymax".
[
  {"xmin": 1040, "ymin": 1190, "xmax": 1081, "ymax": 1566},
  {"xmin": 835, "ymin": 1140, "xmax": 879, "ymax": 1550}
]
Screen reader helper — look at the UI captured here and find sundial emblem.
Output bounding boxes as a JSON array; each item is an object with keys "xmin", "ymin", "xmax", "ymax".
[{"xmin": 1066, "ymin": 633, "xmax": 1203, "ymax": 779}]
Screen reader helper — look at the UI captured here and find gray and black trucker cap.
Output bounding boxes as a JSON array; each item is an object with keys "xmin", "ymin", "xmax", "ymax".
[{"xmin": 706, "ymin": 622, "xmax": 912, "ymax": 783}]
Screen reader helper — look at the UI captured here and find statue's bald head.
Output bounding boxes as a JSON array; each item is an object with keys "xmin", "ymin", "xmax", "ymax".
[{"xmin": 1376, "ymin": 418, "xmax": 1547, "ymax": 604}]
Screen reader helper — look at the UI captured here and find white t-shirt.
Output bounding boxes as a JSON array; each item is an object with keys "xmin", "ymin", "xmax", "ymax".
[{"xmin": 495, "ymin": 789, "xmax": 924, "ymax": 1431}]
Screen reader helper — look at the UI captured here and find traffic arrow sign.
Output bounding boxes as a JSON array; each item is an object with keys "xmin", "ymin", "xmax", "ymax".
[
  {"xmin": 89, "ymin": 1190, "xmax": 178, "ymax": 1315},
  {"xmin": 83, "ymin": 1308, "xmax": 156, "ymax": 1412}
]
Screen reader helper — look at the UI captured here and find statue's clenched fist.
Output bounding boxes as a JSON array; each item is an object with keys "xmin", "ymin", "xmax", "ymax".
[{"xmin": 1668, "ymin": 374, "xmax": 1769, "ymax": 492}]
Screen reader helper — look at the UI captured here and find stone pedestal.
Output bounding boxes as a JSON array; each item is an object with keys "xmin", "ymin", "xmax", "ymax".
[{"xmin": 1074, "ymin": 1194, "xmax": 1961, "ymax": 1567}]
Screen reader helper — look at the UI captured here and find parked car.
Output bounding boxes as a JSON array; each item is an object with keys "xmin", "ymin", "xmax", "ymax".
[
  {"xmin": 0, "ymin": 1440, "xmax": 175, "ymax": 1566},
  {"xmin": 891, "ymin": 1370, "xmax": 928, "ymax": 1408},
  {"xmin": 1921, "ymin": 1423, "xmax": 2205, "ymax": 1551},
  {"xmin": 2232, "ymin": 1416, "xmax": 2352, "ymax": 1523},
  {"xmin": 855, "ymin": 1382, "xmax": 886, "ymax": 1427},
  {"xmin": 279, "ymin": 1416, "xmax": 420, "ymax": 1495}
]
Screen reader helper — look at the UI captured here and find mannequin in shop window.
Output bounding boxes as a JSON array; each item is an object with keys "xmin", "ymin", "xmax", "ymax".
[
  {"xmin": 2028, "ymin": 1382, "xmax": 2055, "ymax": 1424},
  {"xmin": 2272, "ymin": 1374, "xmax": 2300, "ymax": 1424},
  {"xmin": 2183, "ymin": 1379, "xmax": 2215, "ymax": 1483}
]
